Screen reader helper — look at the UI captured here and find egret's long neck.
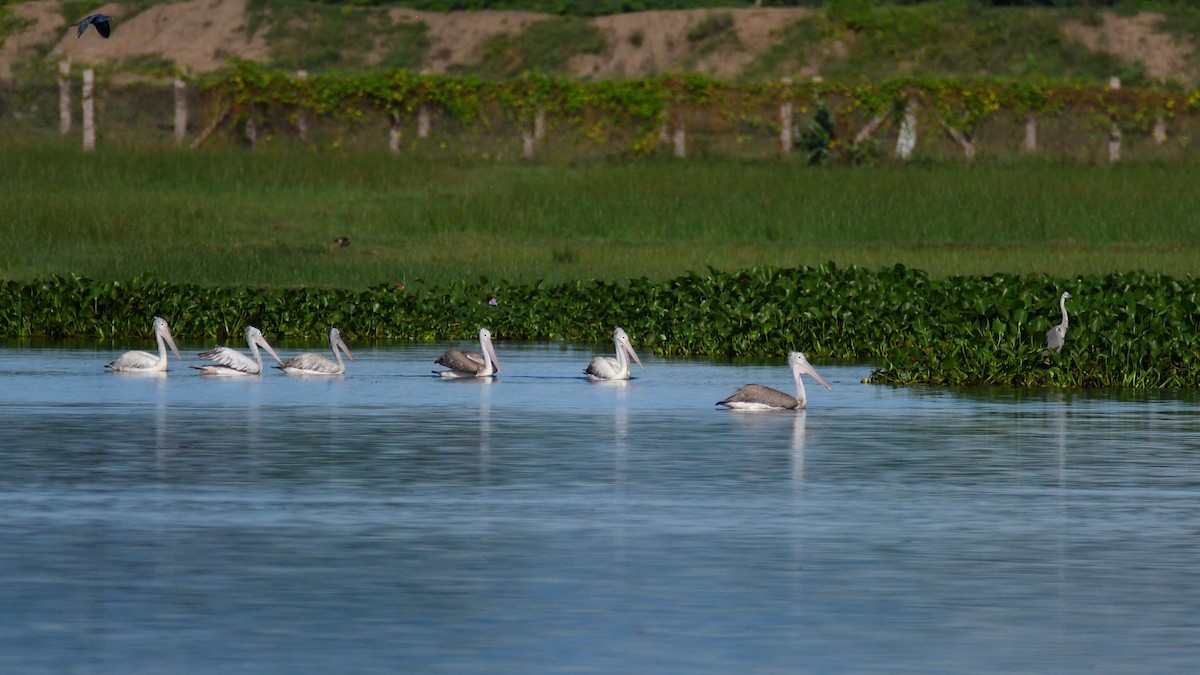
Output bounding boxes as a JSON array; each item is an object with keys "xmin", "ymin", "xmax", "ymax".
[{"xmin": 1059, "ymin": 295, "xmax": 1069, "ymax": 327}]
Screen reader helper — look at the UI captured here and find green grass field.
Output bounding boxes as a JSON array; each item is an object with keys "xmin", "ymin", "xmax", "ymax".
[{"xmin": 4, "ymin": 143, "xmax": 1200, "ymax": 288}]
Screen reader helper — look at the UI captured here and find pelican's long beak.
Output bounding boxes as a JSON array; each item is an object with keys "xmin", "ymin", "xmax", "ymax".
[
  {"xmin": 335, "ymin": 334, "xmax": 355, "ymax": 362},
  {"xmin": 624, "ymin": 341, "xmax": 644, "ymax": 370},
  {"xmin": 255, "ymin": 334, "xmax": 284, "ymax": 365},
  {"xmin": 163, "ymin": 328, "xmax": 183, "ymax": 361},
  {"xmin": 483, "ymin": 335, "xmax": 501, "ymax": 374},
  {"xmin": 799, "ymin": 359, "xmax": 832, "ymax": 391}
]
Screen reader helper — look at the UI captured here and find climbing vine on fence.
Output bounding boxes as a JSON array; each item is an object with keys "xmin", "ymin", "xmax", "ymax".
[{"xmin": 189, "ymin": 61, "xmax": 1200, "ymax": 156}]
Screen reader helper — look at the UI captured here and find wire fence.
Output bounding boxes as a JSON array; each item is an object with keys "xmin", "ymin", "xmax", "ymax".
[{"xmin": 5, "ymin": 66, "xmax": 1200, "ymax": 165}]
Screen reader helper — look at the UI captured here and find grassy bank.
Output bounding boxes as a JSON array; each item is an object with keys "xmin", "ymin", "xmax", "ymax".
[{"xmin": 4, "ymin": 145, "xmax": 1200, "ymax": 288}]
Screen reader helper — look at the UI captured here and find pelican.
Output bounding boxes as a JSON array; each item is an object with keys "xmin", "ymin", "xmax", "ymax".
[
  {"xmin": 277, "ymin": 327, "xmax": 355, "ymax": 375},
  {"xmin": 585, "ymin": 327, "xmax": 644, "ymax": 381},
  {"xmin": 717, "ymin": 352, "xmax": 832, "ymax": 411},
  {"xmin": 106, "ymin": 317, "xmax": 183, "ymax": 373},
  {"xmin": 1045, "ymin": 291, "xmax": 1072, "ymax": 354},
  {"xmin": 434, "ymin": 328, "xmax": 501, "ymax": 378},
  {"xmin": 191, "ymin": 326, "xmax": 283, "ymax": 376}
]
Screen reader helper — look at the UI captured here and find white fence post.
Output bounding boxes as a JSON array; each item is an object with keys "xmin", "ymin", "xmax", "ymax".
[
  {"xmin": 245, "ymin": 115, "xmax": 257, "ymax": 151},
  {"xmin": 1023, "ymin": 111, "xmax": 1037, "ymax": 153},
  {"xmin": 389, "ymin": 113, "xmax": 402, "ymax": 154},
  {"xmin": 417, "ymin": 102, "xmax": 431, "ymax": 139},
  {"xmin": 82, "ymin": 68, "xmax": 95, "ymax": 152},
  {"xmin": 522, "ymin": 105, "xmax": 546, "ymax": 160},
  {"xmin": 672, "ymin": 106, "xmax": 686, "ymax": 158},
  {"xmin": 779, "ymin": 77, "xmax": 793, "ymax": 156},
  {"xmin": 1108, "ymin": 76, "xmax": 1121, "ymax": 163},
  {"xmin": 295, "ymin": 70, "xmax": 308, "ymax": 143},
  {"xmin": 59, "ymin": 60, "xmax": 71, "ymax": 135},
  {"xmin": 895, "ymin": 97, "xmax": 916, "ymax": 160},
  {"xmin": 1153, "ymin": 116, "xmax": 1167, "ymax": 145},
  {"xmin": 174, "ymin": 69, "xmax": 188, "ymax": 144}
]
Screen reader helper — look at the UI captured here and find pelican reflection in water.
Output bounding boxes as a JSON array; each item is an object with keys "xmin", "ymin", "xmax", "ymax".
[
  {"xmin": 106, "ymin": 317, "xmax": 183, "ymax": 373},
  {"xmin": 191, "ymin": 326, "xmax": 283, "ymax": 376},
  {"xmin": 585, "ymin": 327, "xmax": 644, "ymax": 381},
  {"xmin": 717, "ymin": 352, "xmax": 831, "ymax": 411},
  {"xmin": 277, "ymin": 327, "xmax": 355, "ymax": 375},
  {"xmin": 434, "ymin": 328, "xmax": 501, "ymax": 378}
]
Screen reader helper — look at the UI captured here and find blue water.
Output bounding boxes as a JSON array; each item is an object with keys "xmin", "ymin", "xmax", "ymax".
[{"xmin": 1, "ymin": 341, "xmax": 1199, "ymax": 673}]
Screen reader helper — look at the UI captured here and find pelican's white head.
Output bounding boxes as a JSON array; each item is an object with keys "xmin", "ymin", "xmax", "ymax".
[
  {"xmin": 153, "ymin": 316, "xmax": 183, "ymax": 361},
  {"xmin": 613, "ymin": 327, "xmax": 644, "ymax": 370},
  {"xmin": 247, "ymin": 326, "xmax": 283, "ymax": 365},
  {"xmin": 789, "ymin": 352, "xmax": 832, "ymax": 391}
]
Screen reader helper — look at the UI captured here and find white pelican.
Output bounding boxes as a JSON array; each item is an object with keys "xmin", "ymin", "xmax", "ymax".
[
  {"xmin": 1045, "ymin": 291, "xmax": 1072, "ymax": 354},
  {"xmin": 106, "ymin": 316, "xmax": 183, "ymax": 373},
  {"xmin": 585, "ymin": 327, "xmax": 644, "ymax": 381},
  {"xmin": 191, "ymin": 326, "xmax": 283, "ymax": 376},
  {"xmin": 434, "ymin": 328, "xmax": 501, "ymax": 378},
  {"xmin": 717, "ymin": 352, "xmax": 832, "ymax": 411},
  {"xmin": 277, "ymin": 327, "xmax": 355, "ymax": 376}
]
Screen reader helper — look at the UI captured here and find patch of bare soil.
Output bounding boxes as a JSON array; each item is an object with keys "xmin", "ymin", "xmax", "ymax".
[
  {"xmin": 1, "ymin": 1, "xmax": 1196, "ymax": 84},
  {"xmin": 575, "ymin": 8, "xmax": 809, "ymax": 79},
  {"xmin": 28, "ymin": 0, "xmax": 269, "ymax": 75},
  {"xmin": 405, "ymin": 8, "xmax": 546, "ymax": 74},
  {"xmin": 1062, "ymin": 12, "xmax": 1195, "ymax": 82}
]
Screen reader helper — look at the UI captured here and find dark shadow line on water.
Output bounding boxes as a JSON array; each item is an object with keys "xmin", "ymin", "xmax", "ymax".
[{"xmin": 496, "ymin": 375, "xmax": 597, "ymax": 381}]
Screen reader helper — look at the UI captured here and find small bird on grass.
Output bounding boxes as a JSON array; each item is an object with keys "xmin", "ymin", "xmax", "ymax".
[{"xmin": 77, "ymin": 14, "xmax": 114, "ymax": 39}]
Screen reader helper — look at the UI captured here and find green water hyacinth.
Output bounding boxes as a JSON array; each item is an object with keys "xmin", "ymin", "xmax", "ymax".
[{"xmin": 3, "ymin": 266, "xmax": 1199, "ymax": 388}]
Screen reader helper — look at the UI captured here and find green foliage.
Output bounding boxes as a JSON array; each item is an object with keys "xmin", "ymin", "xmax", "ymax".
[
  {"xmin": 5, "ymin": 144, "xmax": 1200, "ymax": 289},
  {"xmin": 0, "ymin": 5, "xmax": 32, "ymax": 47},
  {"xmin": 60, "ymin": 2, "xmax": 108, "ymax": 28},
  {"xmin": 257, "ymin": 2, "xmax": 389, "ymax": 72},
  {"xmin": 5, "ymin": 266, "xmax": 1199, "ymax": 389},
  {"xmin": 195, "ymin": 62, "xmax": 1200, "ymax": 155},
  {"xmin": 809, "ymin": 2, "xmax": 1133, "ymax": 81},
  {"xmin": 473, "ymin": 17, "xmax": 607, "ymax": 78},
  {"xmin": 796, "ymin": 104, "xmax": 836, "ymax": 164},
  {"xmin": 686, "ymin": 12, "xmax": 735, "ymax": 44},
  {"xmin": 376, "ymin": 19, "xmax": 431, "ymax": 70}
]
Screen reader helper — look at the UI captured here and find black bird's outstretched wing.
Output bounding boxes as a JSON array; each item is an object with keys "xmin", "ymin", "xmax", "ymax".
[{"xmin": 77, "ymin": 15, "xmax": 112, "ymax": 39}]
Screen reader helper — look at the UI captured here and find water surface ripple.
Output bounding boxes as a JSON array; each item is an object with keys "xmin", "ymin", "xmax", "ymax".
[{"xmin": 1, "ymin": 343, "xmax": 1199, "ymax": 673}]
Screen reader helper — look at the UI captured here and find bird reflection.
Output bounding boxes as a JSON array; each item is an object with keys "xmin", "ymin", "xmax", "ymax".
[
  {"xmin": 613, "ymin": 383, "xmax": 629, "ymax": 485},
  {"xmin": 154, "ymin": 376, "xmax": 169, "ymax": 472},
  {"xmin": 478, "ymin": 379, "xmax": 493, "ymax": 482},
  {"xmin": 1051, "ymin": 391, "xmax": 1066, "ymax": 584},
  {"xmin": 791, "ymin": 411, "xmax": 807, "ymax": 488}
]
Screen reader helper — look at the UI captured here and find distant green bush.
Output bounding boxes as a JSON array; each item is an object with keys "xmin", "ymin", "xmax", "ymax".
[{"xmin": 5, "ymin": 266, "xmax": 1199, "ymax": 388}]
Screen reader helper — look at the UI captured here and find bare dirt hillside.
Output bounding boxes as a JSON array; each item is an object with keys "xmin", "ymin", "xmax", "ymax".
[{"xmin": 1, "ymin": 0, "xmax": 1194, "ymax": 82}]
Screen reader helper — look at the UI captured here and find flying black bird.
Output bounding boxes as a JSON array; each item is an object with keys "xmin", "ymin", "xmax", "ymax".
[{"xmin": 77, "ymin": 14, "xmax": 113, "ymax": 39}]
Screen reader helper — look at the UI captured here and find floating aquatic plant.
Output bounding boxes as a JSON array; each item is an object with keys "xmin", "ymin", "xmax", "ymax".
[{"xmin": 3, "ymin": 265, "xmax": 1199, "ymax": 388}]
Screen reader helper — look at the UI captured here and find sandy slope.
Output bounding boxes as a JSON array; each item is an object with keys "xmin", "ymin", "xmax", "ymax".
[{"xmin": 1, "ymin": 0, "xmax": 1192, "ymax": 82}]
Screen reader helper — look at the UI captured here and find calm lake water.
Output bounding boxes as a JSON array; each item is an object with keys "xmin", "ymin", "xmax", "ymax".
[{"xmin": 2, "ymin": 340, "xmax": 1199, "ymax": 673}]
